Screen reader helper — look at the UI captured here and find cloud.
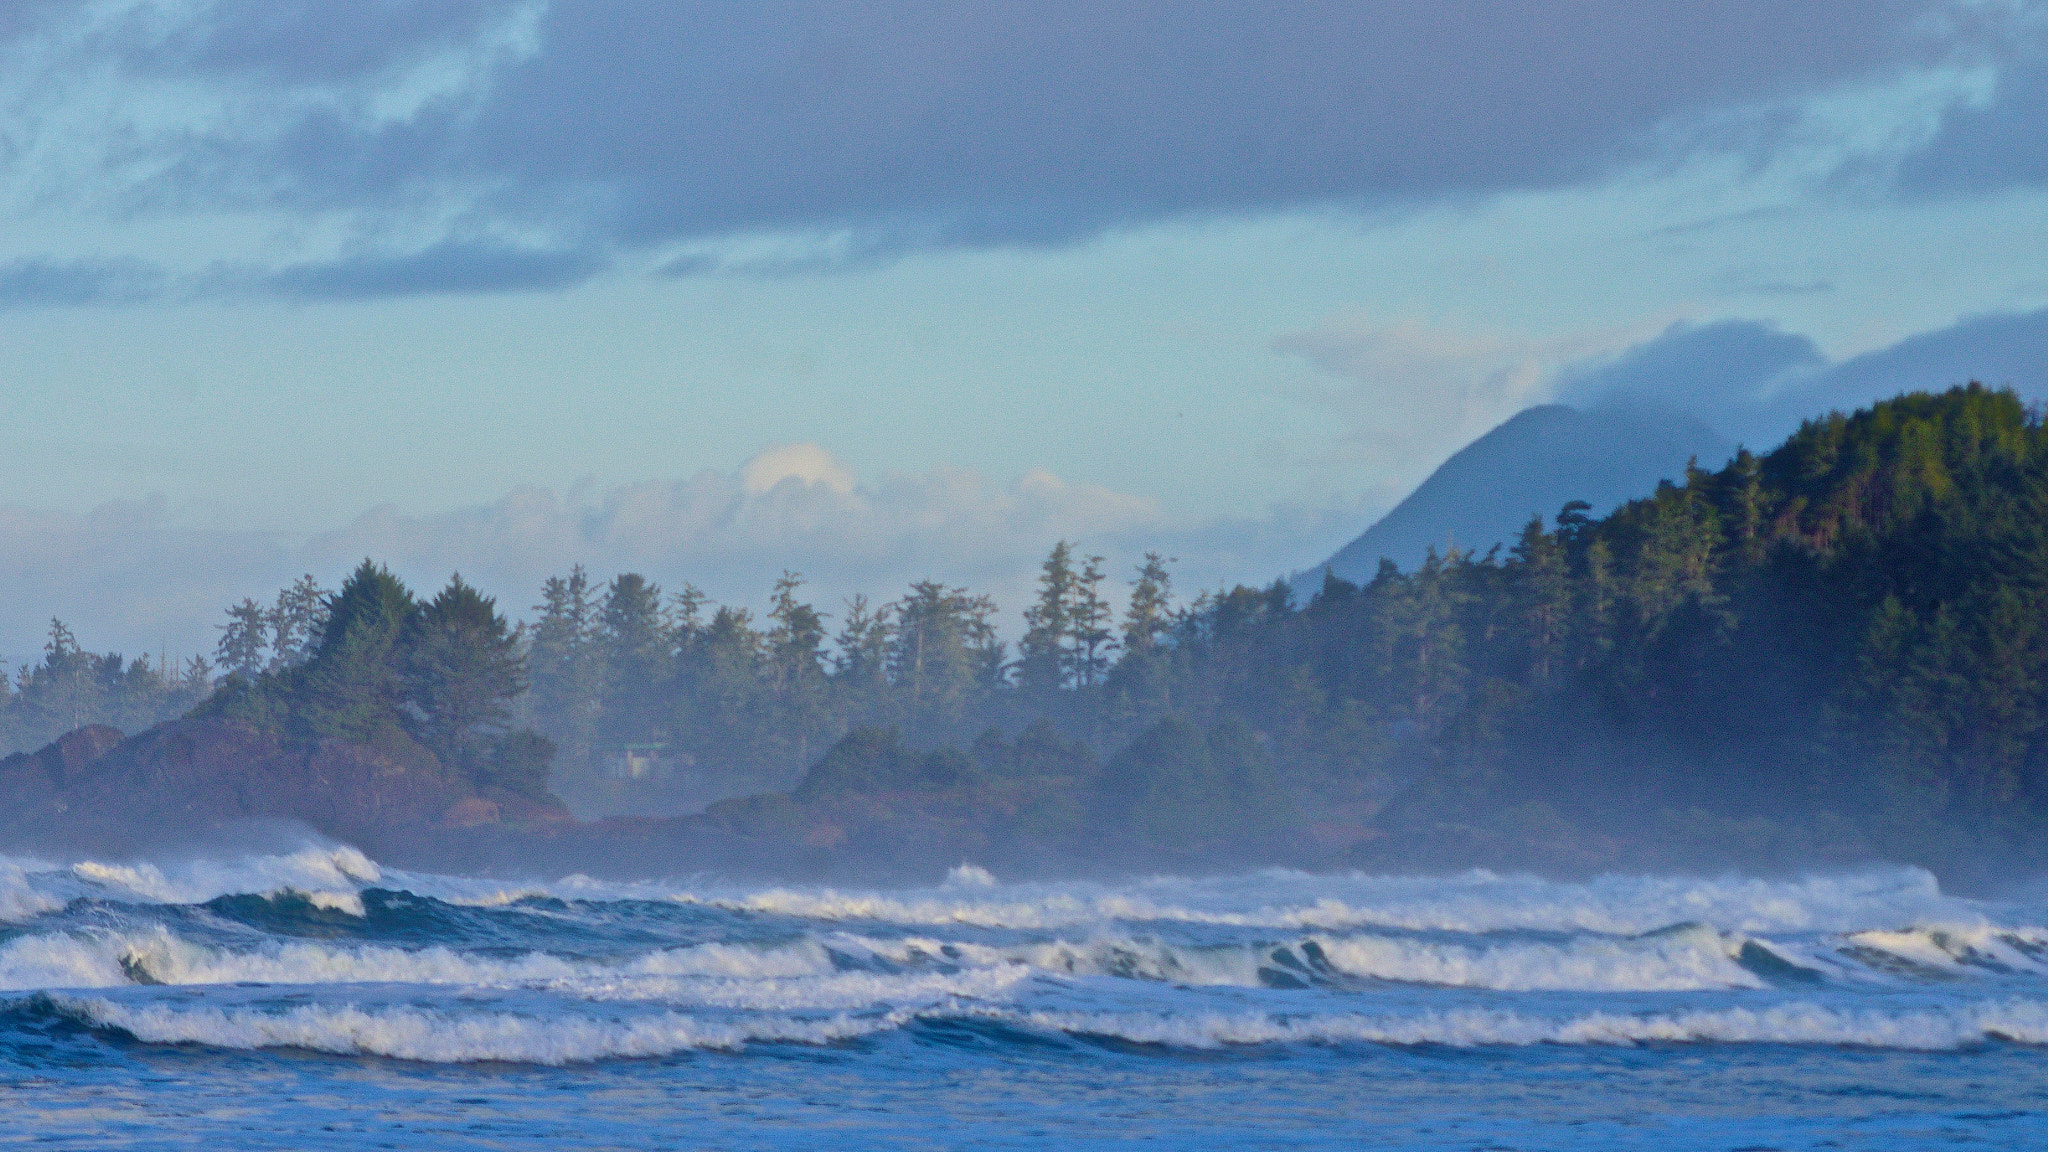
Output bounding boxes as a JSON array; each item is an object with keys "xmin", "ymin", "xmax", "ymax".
[
  {"xmin": 260, "ymin": 239, "xmax": 606, "ymax": 299},
  {"xmin": 0, "ymin": 256, "xmax": 163, "ymax": 307},
  {"xmin": 0, "ymin": 444, "xmax": 1340, "ymax": 668},
  {"xmin": 1708, "ymin": 265, "xmax": 1838, "ymax": 297},
  {"xmin": 1553, "ymin": 319, "xmax": 1827, "ymax": 422},
  {"xmin": 1553, "ymin": 308, "xmax": 2048, "ymax": 446},
  {"xmin": 7, "ymin": 301, "xmax": 2032, "ymax": 668},
  {"xmin": 1279, "ymin": 307, "xmax": 2048, "ymax": 488},
  {"xmin": 0, "ymin": 495, "xmax": 300, "ymax": 672},
  {"xmin": 454, "ymin": 1, "xmax": 1977, "ymax": 248},
  {"xmin": 110, "ymin": 0, "xmax": 519, "ymax": 85},
  {"xmin": 1813, "ymin": 306, "xmax": 2048, "ymax": 405},
  {"xmin": 0, "ymin": 0, "xmax": 2021, "ymax": 291},
  {"xmin": 739, "ymin": 444, "xmax": 856, "ymax": 496},
  {"xmin": 1271, "ymin": 312, "xmax": 1649, "ymax": 489},
  {"xmin": 1894, "ymin": 21, "xmax": 2048, "ymax": 194},
  {"xmin": 299, "ymin": 448, "xmax": 1171, "ymax": 607}
]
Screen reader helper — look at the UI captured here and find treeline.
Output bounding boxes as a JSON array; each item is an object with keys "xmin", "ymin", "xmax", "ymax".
[
  {"xmin": 515, "ymin": 547, "xmax": 1180, "ymax": 808},
  {"xmin": 0, "ymin": 621, "xmax": 212, "ymax": 754},
  {"xmin": 0, "ymin": 575, "xmax": 328, "ymax": 755}
]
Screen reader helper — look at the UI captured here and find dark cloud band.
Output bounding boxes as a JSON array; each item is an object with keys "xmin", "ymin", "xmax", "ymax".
[
  {"xmin": 19, "ymin": 0, "xmax": 2034, "ymax": 290},
  {"xmin": 0, "ymin": 1, "xmax": 2037, "ymax": 296},
  {"xmin": 1560, "ymin": 308, "xmax": 2048, "ymax": 447}
]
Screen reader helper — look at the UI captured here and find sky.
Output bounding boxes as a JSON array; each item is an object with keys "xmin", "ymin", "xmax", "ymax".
[{"xmin": 0, "ymin": 0, "xmax": 2045, "ymax": 665}]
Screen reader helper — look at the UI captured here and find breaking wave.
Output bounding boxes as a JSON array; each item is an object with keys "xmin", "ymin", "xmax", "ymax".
[
  {"xmin": 42, "ymin": 995, "xmax": 905, "ymax": 1064},
  {"xmin": 3, "ymin": 845, "xmax": 2047, "ymax": 1068},
  {"xmin": 1005, "ymin": 998, "xmax": 2048, "ymax": 1051},
  {"xmin": 0, "ymin": 846, "xmax": 381, "ymax": 922},
  {"xmin": 2, "ymin": 916, "xmax": 2036, "ymax": 1004},
  {"xmin": 675, "ymin": 866, "xmax": 1966, "ymax": 936},
  {"xmin": 26, "ymin": 994, "xmax": 2048, "ymax": 1064}
]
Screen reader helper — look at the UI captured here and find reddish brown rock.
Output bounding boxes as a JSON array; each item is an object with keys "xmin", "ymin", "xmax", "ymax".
[
  {"xmin": 0, "ymin": 719, "xmax": 568, "ymax": 856},
  {"xmin": 441, "ymin": 797, "xmax": 501, "ymax": 828},
  {"xmin": 0, "ymin": 724, "xmax": 125, "ymax": 802}
]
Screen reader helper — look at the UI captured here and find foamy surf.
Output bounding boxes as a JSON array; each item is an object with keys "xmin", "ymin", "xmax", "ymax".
[
  {"xmin": 34, "ymin": 993, "xmax": 2048, "ymax": 1064},
  {"xmin": 47, "ymin": 995, "xmax": 909, "ymax": 1064},
  {"xmin": 672, "ymin": 865, "xmax": 1968, "ymax": 936},
  {"xmin": 68, "ymin": 845, "xmax": 381, "ymax": 908},
  {"xmin": 0, "ymin": 846, "xmax": 384, "ymax": 922},
  {"xmin": 1001, "ymin": 997, "xmax": 2048, "ymax": 1051},
  {"xmin": 4, "ymin": 846, "xmax": 2048, "ymax": 1084}
]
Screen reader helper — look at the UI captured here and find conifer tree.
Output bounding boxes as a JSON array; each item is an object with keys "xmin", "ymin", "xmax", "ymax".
[
  {"xmin": 1071, "ymin": 553, "xmax": 1116, "ymax": 687},
  {"xmin": 832, "ymin": 594, "xmax": 893, "ymax": 694},
  {"xmin": 669, "ymin": 583, "xmax": 709, "ymax": 650},
  {"xmin": 596, "ymin": 573, "xmax": 671, "ymax": 747},
  {"xmin": 216, "ymin": 599, "xmax": 270, "ymax": 680},
  {"xmin": 890, "ymin": 580, "xmax": 998, "ymax": 719},
  {"xmin": 763, "ymin": 572, "xmax": 833, "ymax": 764},
  {"xmin": 1122, "ymin": 553, "xmax": 1175, "ymax": 655},
  {"xmin": 267, "ymin": 575, "xmax": 329, "ymax": 669},
  {"xmin": 765, "ymin": 571, "xmax": 828, "ymax": 694},
  {"xmin": 1017, "ymin": 542, "xmax": 1078, "ymax": 693},
  {"xmin": 528, "ymin": 566, "xmax": 600, "ymax": 769},
  {"xmin": 1509, "ymin": 516, "xmax": 1570, "ymax": 684},
  {"xmin": 406, "ymin": 574, "xmax": 526, "ymax": 773},
  {"xmin": 295, "ymin": 560, "xmax": 417, "ymax": 743}
]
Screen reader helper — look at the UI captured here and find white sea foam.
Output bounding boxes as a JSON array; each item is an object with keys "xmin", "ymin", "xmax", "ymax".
[
  {"xmin": 0, "ymin": 855, "xmax": 65, "ymax": 922},
  {"xmin": 55, "ymin": 996, "xmax": 906, "ymax": 1064},
  {"xmin": 0, "ymin": 930, "xmax": 133, "ymax": 990},
  {"xmin": 0, "ymin": 927, "xmax": 1034, "ymax": 1013},
  {"xmin": 1306, "ymin": 926, "xmax": 1777, "ymax": 991},
  {"xmin": 66, "ymin": 846, "xmax": 380, "ymax": 909},
  {"xmin": 1004, "ymin": 998, "xmax": 2048, "ymax": 1050},
  {"xmin": 9, "ymin": 910, "xmax": 2037, "ymax": 1016},
  {"xmin": 45, "ymin": 993, "xmax": 2048, "ymax": 1063},
  {"xmin": 11, "ymin": 918, "xmax": 1997, "ymax": 1003},
  {"xmin": 0, "ymin": 846, "xmax": 383, "ymax": 923},
  {"xmin": 1, "ymin": 928, "xmax": 836, "ymax": 990},
  {"xmin": 302, "ymin": 854, "xmax": 2002, "ymax": 948},
  {"xmin": 679, "ymin": 866, "xmax": 1971, "ymax": 937},
  {"xmin": 847, "ymin": 925, "xmax": 1783, "ymax": 993},
  {"xmin": 1841, "ymin": 924, "xmax": 2048, "ymax": 976},
  {"xmin": 13, "ymin": 849, "xmax": 2048, "ymax": 1077}
]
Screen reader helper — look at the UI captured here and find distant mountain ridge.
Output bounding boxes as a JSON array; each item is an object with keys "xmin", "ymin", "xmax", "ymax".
[{"xmin": 1311, "ymin": 404, "xmax": 1733, "ymax": 581}]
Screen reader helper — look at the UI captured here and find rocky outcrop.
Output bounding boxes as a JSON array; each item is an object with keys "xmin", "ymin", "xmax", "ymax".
[
  {"xmin": 0, "ymin": 725, "xmax": 125, "ymax": 799},
  {"xmin": 0, "ymin": 720, "xmax": 569, "ymax": 856}
]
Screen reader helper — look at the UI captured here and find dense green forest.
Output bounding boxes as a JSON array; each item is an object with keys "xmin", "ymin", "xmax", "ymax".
[
  {"xmin": 197, "ymin": 565, "xmax": 551, "ymax": 800},
  {"xmin": 14, "ymin": 385, "xmax": 2048, "ymax": 876}
]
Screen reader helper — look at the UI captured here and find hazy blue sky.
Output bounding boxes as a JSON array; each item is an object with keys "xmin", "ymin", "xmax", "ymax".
[{"xmin": 1, "ymin": 0, "xmax": 2044, "ymax": 661}]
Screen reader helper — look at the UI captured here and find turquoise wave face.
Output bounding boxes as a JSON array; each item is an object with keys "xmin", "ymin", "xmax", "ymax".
[{"xmin": 4, "ymin": 847, "xmax": 2048, "ymax": 1149}]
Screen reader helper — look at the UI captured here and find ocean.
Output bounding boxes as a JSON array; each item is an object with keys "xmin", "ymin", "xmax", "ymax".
[{"xmin": 1, "ymin": 846, "xmax": 2045, "ymax": 1149}]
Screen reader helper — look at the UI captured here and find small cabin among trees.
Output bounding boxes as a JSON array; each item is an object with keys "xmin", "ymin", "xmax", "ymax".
[{"xmin": 603, "ymin": 742, "xmax": 681, "ymax": 781}]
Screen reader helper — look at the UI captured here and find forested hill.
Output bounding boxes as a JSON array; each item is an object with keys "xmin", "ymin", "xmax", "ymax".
[
  {"xmin": 1307, "ymin": 402, "xmax": 1731, "ymax": 580},
  {"xmin": 702, "ymin": 383, "xmax": 2048, "ymax": 884},
  {"xmin": 1308, "ymin": 382, "xmax": 2048, "ymax": 880}
]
